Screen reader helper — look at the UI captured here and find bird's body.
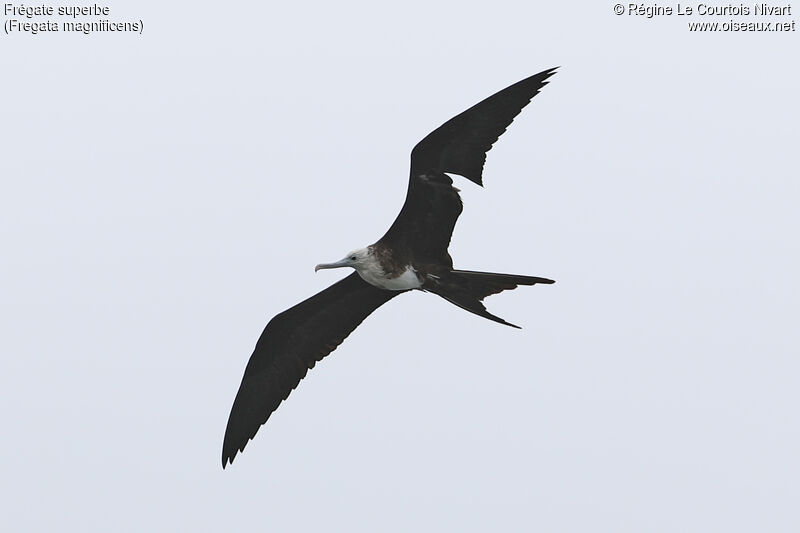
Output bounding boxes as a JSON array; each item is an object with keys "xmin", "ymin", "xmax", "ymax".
[
  {"xmin": 358, "ymin": 250, "xmax": 422, "ymax": 291},
  {"xmin": 222, "ymin": 67, "xmax": 558, "ymax": 468},
  {"xmin": 316, "ymin": 246, "xmax": 423, "ymax": 291}
]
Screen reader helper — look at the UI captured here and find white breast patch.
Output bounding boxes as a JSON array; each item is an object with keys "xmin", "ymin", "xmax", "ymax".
[{"xmin": 358, "ymin": 265, "xmax": 422, "ymax": 291}]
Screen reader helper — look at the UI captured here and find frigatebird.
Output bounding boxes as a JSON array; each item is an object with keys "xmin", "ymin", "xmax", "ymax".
[{"xmin": 222, "ymin": 67, "xmax": 557, "ymax": 467}]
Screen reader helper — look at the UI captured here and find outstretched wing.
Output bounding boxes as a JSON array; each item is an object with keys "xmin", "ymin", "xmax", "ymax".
[
  {"xmin": 222, "ymin": 273, "xmax": 404, "ymax": 467},
  {"xmin": 380, "ymin": 67, "xmax": 558, "ymax": 262},
  {"xmin": 410, "ymin": 67, "xmax": 558, "ymax": 186}
]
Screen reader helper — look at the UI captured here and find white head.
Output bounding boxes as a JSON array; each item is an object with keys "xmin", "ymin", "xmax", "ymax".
[{"xmin": 315, "ymin": 247, "xmax": 372, "ymax": 273}]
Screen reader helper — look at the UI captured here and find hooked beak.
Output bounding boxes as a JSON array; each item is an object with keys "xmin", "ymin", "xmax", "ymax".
[{"xmin": 314, "ymin": 258, "xmax": 352, "ymax": 272}]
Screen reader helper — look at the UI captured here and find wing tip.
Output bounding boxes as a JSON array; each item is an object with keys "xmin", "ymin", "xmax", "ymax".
[
  {"xmin": 222, "ymin": 441, "xmax": 248, "ymax": 469},
  {"xmin": 540, "ymin": 66, "xmax": 560, "ymax": 79},
  {"xmin": 221, "ymin": 447, "xmax": 237, "ymax": 469},
  {"xmin": 528, "ymin": 66, "xmax": 559, "ymax": 92},
  {"xmin": 222, "ymin": 421, "xmax": 255, "ymax": 470}
]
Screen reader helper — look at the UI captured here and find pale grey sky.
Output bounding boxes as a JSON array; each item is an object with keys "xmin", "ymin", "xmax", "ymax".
[{"xmin": 2, "ymin": 1, "xmax": 798, "ymax": 531}]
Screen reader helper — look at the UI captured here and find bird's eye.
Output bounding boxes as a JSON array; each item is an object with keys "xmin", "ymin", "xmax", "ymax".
[{"xmin": 349, "ymin": 256, "xmax": 357, "ymax": 261}]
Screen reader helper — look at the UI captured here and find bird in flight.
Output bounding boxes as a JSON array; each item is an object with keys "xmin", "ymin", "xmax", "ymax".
[{"xmin": 222, "ymin": 67, "xmax": 558, "ymax": 468}]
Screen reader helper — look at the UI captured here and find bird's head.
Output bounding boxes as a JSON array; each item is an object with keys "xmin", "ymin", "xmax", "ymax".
[{"xmin": 315, "ymin": 247, "xmax": 371, "ymax": 273}]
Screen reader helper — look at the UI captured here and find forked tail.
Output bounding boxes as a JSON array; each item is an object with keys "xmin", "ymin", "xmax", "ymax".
[{"xmin": 425, "ymin": 269, "xmax": 554, "ymax": 328}]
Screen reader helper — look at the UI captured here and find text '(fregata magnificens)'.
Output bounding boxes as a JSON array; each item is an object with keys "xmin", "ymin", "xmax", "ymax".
[{"xmin": 222, "ymin": 67, "xmax": 558, "ymax": 468}]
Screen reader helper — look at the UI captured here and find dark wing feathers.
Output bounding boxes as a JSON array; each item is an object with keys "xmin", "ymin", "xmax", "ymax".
[
  {"xmin": 380, "ymin": 67, "xmax": 557, "ymax": 261},
  {"xmin": 222, "ymin": 69, "xmax": 557, "ymax": 467},
  {"xmin": 410, "ymin": 67, "xmax": 558, "ymax": 186},
  {"xmin": 222, "ymin": 273, "xmax": 403, "ymax": 467},
  {"xmin": 379, "ymin": 172, "xmax": 462, "ymax": 264}
]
